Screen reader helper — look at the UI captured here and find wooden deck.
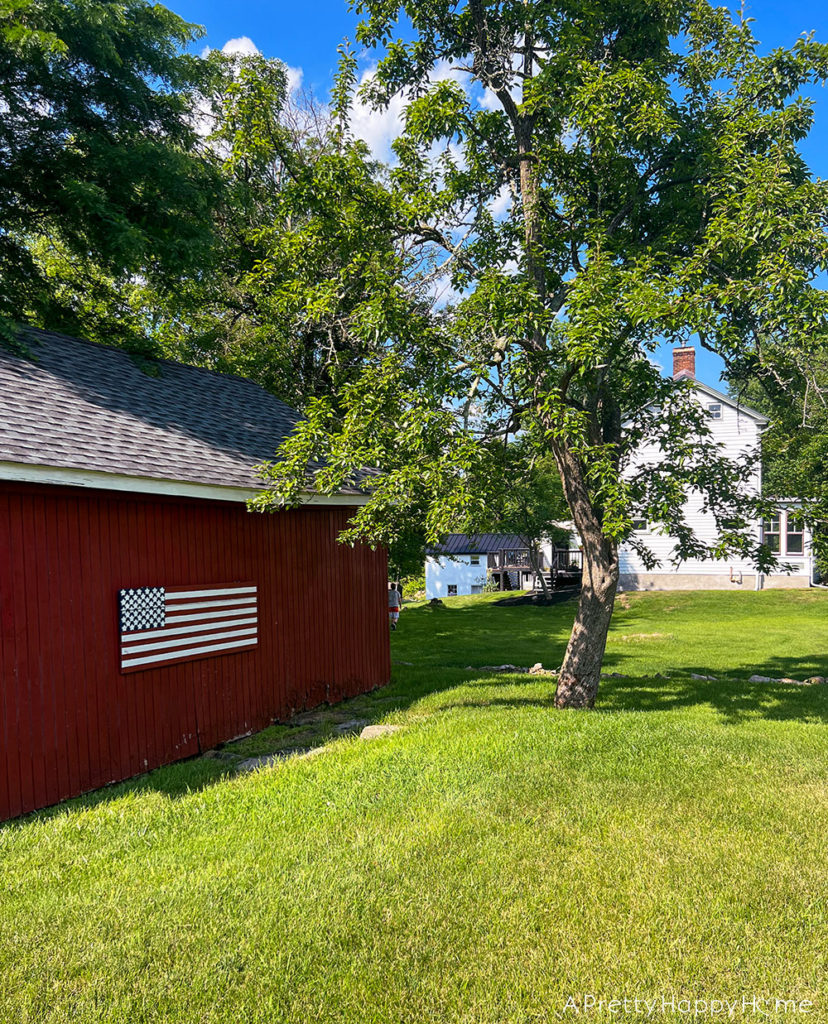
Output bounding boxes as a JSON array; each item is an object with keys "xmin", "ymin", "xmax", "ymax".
[{"xmin": 489, "ymin": 547, "xmax": 583, "ymax": 591}]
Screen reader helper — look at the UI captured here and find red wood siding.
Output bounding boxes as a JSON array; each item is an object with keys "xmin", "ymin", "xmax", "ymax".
[{"xmin": 0, "ymin": 483, "xmax": 390, "ymax": 821}]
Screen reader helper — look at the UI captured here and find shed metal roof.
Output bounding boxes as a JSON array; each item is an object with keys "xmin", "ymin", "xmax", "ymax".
[{"xmin": 427, "ymin": 533, "xmax": 530, "ymax": 556}]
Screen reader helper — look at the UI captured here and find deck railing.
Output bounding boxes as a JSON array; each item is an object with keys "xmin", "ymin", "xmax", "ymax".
[
  {"xmin": 492, "ymin": 548, "xmax": 534, "ymax": 569},
  {"xmin": 550, "ymin": 548, "xmax": 583, "ymax": 572}
]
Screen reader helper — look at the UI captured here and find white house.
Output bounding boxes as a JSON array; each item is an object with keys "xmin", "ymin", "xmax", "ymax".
[
  {"xmin": 425, "ymin": 533, "xmax": 582, "ymax": 599},
  {"xmin": 427, "ymin": 347, "xmax": 815, "ymax": 596},
  {"xmin": 618, "ymin": 347, "xmax": 814, "ymax": 591},
  {"xmin": 425, "ymin": 534, "xmax": 524, "ymax": 599}
]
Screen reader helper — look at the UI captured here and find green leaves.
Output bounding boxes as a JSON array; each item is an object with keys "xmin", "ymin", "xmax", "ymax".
[
  {"xmin": 1, "ymin": 0, "xmax": 219, "ymax": 336},
  {"xmin": 15, "ymin": 0, "xmax": 820, "ymax": 590},
  {"xmin": 252, "ymin": 0, "xmax": 828, "ymax": 587}
]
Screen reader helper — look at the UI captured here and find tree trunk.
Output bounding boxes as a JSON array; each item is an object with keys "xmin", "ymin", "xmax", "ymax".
[
  {"xmin": 554, "ymin": 538, "xmax": 619, "ymax": 709},
  {"xmin": 547, "ymin": 438, "xmax": 620, "ymax": 709}
]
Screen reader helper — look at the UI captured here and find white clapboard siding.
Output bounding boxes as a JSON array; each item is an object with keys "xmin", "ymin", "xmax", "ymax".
[{"xmin": 620, "ymin": 391, "xmax": 764, "ymax": 576}]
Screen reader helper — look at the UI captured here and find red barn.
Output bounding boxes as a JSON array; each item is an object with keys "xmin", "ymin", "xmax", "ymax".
[{"xmin": 0, "ymin": 329, "xmax": 390, "ymax": 821}]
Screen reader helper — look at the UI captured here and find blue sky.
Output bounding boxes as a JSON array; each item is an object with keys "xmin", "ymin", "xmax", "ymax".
[{"xmin": 173, "ymin": 0, "xmax": 828, "ymax": 388}]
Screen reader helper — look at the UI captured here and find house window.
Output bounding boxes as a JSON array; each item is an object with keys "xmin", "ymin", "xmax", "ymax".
[
  {"xmin": 632, "ymin": 518, "xmax": 648, "ymax": 532},
  {"xmin": 469, "ymin": 555, "xmax": 480, "ymax": 566},
  {"xmin": 707, "ymin": 403, "xmax": 722, "ymax": 419},
  {"xmin": 471, "ymin": 584, "xmax": 483, "ymax": 595},
  {"xmin": 763, "ymin": 516, "xmax": 780, "ymax": 552},
  {"xmin": 786, "ymin": 516, "xmax": 804, "ymax": 555},
  {"xmin": 447, "ymin": 585, "xmax": 457, "ymax": 596}
]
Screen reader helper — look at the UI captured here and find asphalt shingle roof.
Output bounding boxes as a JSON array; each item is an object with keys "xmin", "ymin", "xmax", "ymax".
[{"xmin": 0, "ymin": 328, "xmax": 365, "ymax": 494}]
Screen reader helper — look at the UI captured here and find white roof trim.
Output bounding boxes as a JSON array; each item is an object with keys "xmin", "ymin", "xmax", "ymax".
[
  {"xmin": 0, "ymin": 461, "xmax": 369, "ymax": 506},
  {"xmin": 686, "ymin": 379, "xmax": 769, "ymax": 424},
  {"xmin": 623, "ymin": 377, "xmax": 770, "ymax": 430}
]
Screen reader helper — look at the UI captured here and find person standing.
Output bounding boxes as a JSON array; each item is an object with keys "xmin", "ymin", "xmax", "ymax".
[{"xmin": 388, "ymin": 582, "xmax": 401, "ymax": 630}]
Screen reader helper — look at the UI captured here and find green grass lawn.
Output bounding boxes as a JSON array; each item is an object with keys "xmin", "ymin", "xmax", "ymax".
[{"xmin": 2, "ymin": 591, "xmax": 828, "ymax": 1023}]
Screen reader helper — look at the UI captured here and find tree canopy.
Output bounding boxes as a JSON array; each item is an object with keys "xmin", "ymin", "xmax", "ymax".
[
  {"xmin": 731, "ymin": 348, "xmax": 828, "ymax": 576},
  {"xmin": 256, "ymin": 0, "xmax": 828, "ymax": 706},
  {"xmin": 0, "ymin": 0, "xmax": 219, "ymax": 340}
]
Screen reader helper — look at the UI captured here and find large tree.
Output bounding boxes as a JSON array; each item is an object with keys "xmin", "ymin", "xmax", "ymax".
[
  {"xmin": 26, "ymin": 47, "xmax": 411, "ymax": 408},
  {"xmin": 256, "ymin": 1, "xmax": 828, "ymax": 707},
  {"xmin": 0, "ymin": 0, "xmax": 220, "ymax": 340}
]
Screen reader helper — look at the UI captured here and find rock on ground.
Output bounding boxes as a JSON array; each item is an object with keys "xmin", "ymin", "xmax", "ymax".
[
  {"xmin": 478, "ymin": 664, "xmax": 529, "ymax": 673},
  {"xmin": 748, "ymin": 674, "xmax": 826, "ymax": 685},
  {"xmin": 360, "ymin": 724, "xmax": 403, "ymax": 740}
]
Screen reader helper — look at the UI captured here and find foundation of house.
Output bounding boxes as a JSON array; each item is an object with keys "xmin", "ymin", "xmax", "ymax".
[{"xmin": 617, "ymin": 573, "xmax": 811, "ymax": 592}]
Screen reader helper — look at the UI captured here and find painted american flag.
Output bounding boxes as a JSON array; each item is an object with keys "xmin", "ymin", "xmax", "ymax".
[{"xmin": 118, "ymin": 583, "xmax": 258, "ymax": 673}]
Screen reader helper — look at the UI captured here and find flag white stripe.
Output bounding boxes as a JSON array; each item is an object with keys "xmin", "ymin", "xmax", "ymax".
[
  {"xmin": 122, "ymin": 626, "xmax": 257, "ymax": 655},
  {"xmin": 122, "ymin": 637, "xmax": 258, "ymax": 668},
  {"xmin": 166, "ymin": 587, "xmax": 256, "ymax": 600},
  {"xmin": 121, "ymin": 616, "xmax": 258, "ymax": 643},
  {"xmin": 163, "ymin": 597, "xmax": 256, "ymax": 611},
  {"xmin": 164, "ymin": 604, "xmax": 256, "ymax": 625}
]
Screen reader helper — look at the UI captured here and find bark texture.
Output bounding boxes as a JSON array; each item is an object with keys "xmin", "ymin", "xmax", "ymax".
[
  {"xmin": 550, "ymin": 439, "xmax": 620, "ymax": 708},
  {"xmin": 554, "ymin": 540, "xmax": 619, "ymax": 708}
]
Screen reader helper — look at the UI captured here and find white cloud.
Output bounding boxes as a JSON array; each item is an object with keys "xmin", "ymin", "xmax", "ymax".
[
  {"xmin": 350, "ymin": 67, "xmax": 408, "ymax": 163},
  {"xmin": 221, "ymin": 36, "xmax": 260, "ymax": 57},
  {"xmin": 431, "ymin": 58, "xmax": 468, "ymax": 87},
  {"xmin": 479, "ymin": 87, "xmax": 500, "ymax": 112},
  {"xmin": 351, "ymin": 58, "xmax": 470, "ymax": 164},
  {"xmin": 488, "ymin": 183, "xmax": 512, "ymax": 220},
  {"xmin": 285, "ymin": 65, "xmax": 304, "ymax": 96}
]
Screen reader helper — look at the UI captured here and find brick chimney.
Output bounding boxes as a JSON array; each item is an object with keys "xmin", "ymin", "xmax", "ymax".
[{"xmin": 673, "ymin": 346, "xmax": 695, "ymax": 379}]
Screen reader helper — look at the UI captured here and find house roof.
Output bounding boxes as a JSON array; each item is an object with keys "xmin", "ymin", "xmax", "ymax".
[
  {"xmin": 427, "ymin": 533, "xmax": 530, "ymax": 556},
  {"xmin": 0, "ymin": 327, "xmax": 367, "ymax": 501},
  {"xmin": 685, "ymin": 377, "xmax": 769, "ymax": 426},
  {"xmin": 624, "ymin": 374, "xmax": 771, "ymax": 432}
]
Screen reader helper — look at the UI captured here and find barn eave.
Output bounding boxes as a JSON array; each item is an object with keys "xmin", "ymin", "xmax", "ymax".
[{"xmin": 0, "ymin": 460, "xmax": 370, "ymax": 506}]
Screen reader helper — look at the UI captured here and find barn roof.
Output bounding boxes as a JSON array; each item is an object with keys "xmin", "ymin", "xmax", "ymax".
[
  {"xmin": 427, "ymin": 533, "xmax": 530, "ymax": 556},
  {"xmin": 0, "ymin": 328, "xmax": 367, "ymax": 501}
]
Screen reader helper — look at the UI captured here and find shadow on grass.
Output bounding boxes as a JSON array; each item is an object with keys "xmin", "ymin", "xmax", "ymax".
[
  {"xmin": 6, "ymin": 598, "xmax": 826, "ymax": 828},
  {"xmin": 0, "ymin": 664, "xmax": 480, "ymax": 829},
  {"xmin": 436, "ymin": 671, "xmax": 828, "ymax": 725},
  {"xmin": 601, "ymin": 669, "xmax": 828, "ymax": 724}
]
